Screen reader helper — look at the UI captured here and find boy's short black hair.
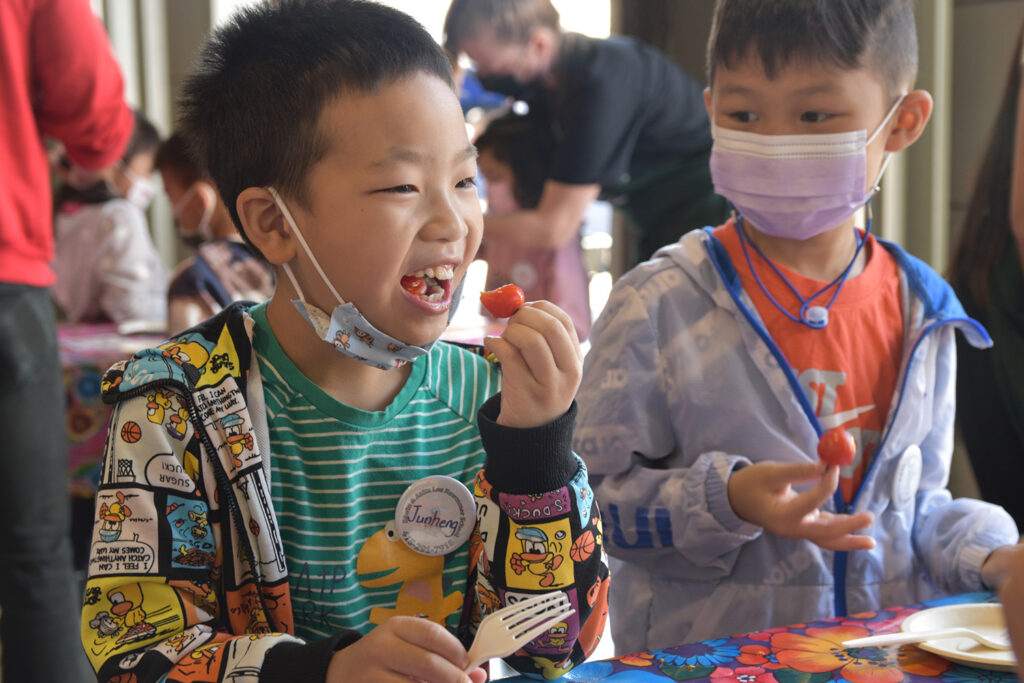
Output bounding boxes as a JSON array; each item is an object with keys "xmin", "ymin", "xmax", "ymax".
[
  {"xmin": 476, "ymin": 113, "xmax": 553, "ymax": 210},
  {"xmin": 177, "ymin": 0, "xmax": 454, "ymax": 243},
  {"xmin": 707, "ymin": 0, "xmax": 918, "ymax": 98},
  {"xmin": 154, "ymin": 132, "xmax": 202, "ymax": 187}
]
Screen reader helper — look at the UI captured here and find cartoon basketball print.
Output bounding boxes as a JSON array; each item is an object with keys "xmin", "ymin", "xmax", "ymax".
[
  {"xmin": 120, "ymin": 421, "xmax": 142, "ymax": 443},
  {"xmin": 570, "ymin": 529, "xmax": 595, "ymax": 563}
]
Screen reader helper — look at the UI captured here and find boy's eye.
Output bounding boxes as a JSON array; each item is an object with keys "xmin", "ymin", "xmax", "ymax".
[
  {"xmin": 728, "ymin": 111, "xmax": 758, "ymax": 123},
  {"xmin": 456, "ymin": 176, "xmax": 478, "ymax": 189},
  {"xmin": 800, "ymin": 112, "xmax": 831, "ymax": 123},
  {"xmin": 384, "ymin": 184, "xmax": 417, "ymax": 194}
]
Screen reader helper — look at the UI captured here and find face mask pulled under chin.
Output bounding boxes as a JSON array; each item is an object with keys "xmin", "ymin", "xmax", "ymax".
[
  {"xmin": 709, "ymin": 94, "xmax": 906, "ymax": 240},
  {"xmin": 267, "ymin": 186, "xmax": 463, "ymax": 370}
]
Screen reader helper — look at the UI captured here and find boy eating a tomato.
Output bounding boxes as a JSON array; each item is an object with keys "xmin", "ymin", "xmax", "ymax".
[
  {"xmin": 575, "ymin": 0, "xmax": 1021, "ymax": 654},
  {"xmin": 79, "ymin": 2, "xmax": 608, "ymax": 681}
]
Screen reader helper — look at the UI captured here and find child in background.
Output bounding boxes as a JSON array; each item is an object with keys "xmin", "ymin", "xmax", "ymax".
[
  {"xmin": 53, "ymin": 109, "xmax": 168, "ymax": 324},
  {"xmin": 80, "ymin": 2, "xmax": 607, "ymax": 681},
  {"xmin": 575, "ymin": 0, "xmax": 1021, "ymax": 654},
  {"xmin": 476, "ymin": 113, "xmax": 592, "ymax": 340},
  {"xmin": 155, "ymin": 132, "xmax": 274, "ymax": 334}
]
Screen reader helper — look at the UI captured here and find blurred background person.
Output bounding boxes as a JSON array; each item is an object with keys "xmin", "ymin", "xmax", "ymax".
[
  {"xmin": 444, "ymin": 0, "xmax": 727, "ymax": 269},
  {"xmin": 476, "ymin": 112, "xmax": 592, "ymax": 339},
  {"xmin": 155, "ymin": 132, "xmax": 274, "ymax": 334},
  {"xmin": 0, "ymin": 0, "xmax": 132, "ymax": 679},
  {"xmin": 53, "ymin": 109, "xmax": 168, "ymax": 325},
  {"xmin": 949, "ymin": 21, "xmax": 1024, "ymax": 529}
]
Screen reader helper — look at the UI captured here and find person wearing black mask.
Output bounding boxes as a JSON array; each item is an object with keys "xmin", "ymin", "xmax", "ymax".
[{"xmin": 445, "ymin": 0, "xmax": 727, "ymax": 267}]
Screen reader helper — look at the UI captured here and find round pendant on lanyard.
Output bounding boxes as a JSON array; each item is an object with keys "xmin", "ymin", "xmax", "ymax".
[
  {"xmin": 394, "ymin": 475, "xmax": 476, "ymax": 556},
  {"xmin": 734, "ymin": 203, "xmax": 871, "ymax": 331},
  {"xmin": 802, "ymin": 305, "xmax": 830, "ymax": 328}
]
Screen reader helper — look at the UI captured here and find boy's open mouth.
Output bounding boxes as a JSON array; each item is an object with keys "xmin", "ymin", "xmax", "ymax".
[{"xmin": 400, "ymin": 264, "xmax": 454, "ymax": 303}]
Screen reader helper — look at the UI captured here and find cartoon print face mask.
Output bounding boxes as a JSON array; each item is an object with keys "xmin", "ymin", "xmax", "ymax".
[{"xmin": 268, "ymin": 186, "xmax": 463, "ymax": 370}]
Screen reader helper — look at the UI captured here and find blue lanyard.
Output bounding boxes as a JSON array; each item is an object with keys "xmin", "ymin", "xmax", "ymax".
[{"xmin": 733, "ymin": 206, "xmax": 870, "ymax": 330}]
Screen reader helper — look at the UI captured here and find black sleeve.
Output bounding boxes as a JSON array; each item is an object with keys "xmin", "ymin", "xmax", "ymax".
[
  {"xmin": 258, "ymin": 630, "xmax": 362, "ymax": 683},
  {"xmin": 476, "ymin": 394, "xmax": 578, "ymax": 493}
]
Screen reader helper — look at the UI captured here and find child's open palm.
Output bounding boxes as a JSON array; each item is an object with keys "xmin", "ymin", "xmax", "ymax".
[
  {"xmin": 728, "ymin": 461, "xmax": 876, "ymax": 552},
  {"xmin": 485, "ymin": 300, "xmax": 583, "ymax": 429}
]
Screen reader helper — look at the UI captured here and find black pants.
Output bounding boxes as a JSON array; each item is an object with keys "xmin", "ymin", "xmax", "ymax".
[{"xmin": 0, "ymin": 284, "xmax": 93, "ymax": 681}]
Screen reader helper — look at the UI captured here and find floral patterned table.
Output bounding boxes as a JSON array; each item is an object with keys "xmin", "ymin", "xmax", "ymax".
[{"xmin": 505, "ymin": 592, "xmax": 1016, "ymax": 683}]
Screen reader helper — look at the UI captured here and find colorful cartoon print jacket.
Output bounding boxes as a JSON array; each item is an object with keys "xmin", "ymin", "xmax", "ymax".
[
  {"xmin": 575, "ymin": 228, "xmax": 1019, "ymax": 655},
  {"xmin": 81, "ymin": 303, "xmax": 609, "ymax": 682}
]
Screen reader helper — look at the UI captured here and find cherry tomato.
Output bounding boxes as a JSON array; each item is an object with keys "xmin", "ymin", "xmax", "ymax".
[
  {"xmin": 479, "ymin": 283, "xmax": 525, "ymax": 319},
  {"xmin": 400, "ymin": 275, "xmax": 426, "ymax": 296},
  {"xmin": 817, "ymin": 427, "xmax": 857, "ymax": 467}
]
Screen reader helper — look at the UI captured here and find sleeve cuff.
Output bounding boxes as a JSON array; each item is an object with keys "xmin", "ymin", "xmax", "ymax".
[
  {"xmin": 706, "ymin": 455, "xmax": 762, "ymax": 536},
  {"xmin": 259, "ymin": 630, "xmax": 361, "ymax": 683},
  {"xmin": 477, "ymin": 394, "xmax": 578, "ymax": 494}
]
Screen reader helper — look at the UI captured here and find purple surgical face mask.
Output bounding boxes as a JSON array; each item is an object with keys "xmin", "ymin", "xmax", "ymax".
[{"xmin": 709, "ymin": 94, "xmax": 905, "ymax": 240}]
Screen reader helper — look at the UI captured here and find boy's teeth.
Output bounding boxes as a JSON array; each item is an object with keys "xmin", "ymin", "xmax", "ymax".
[{"xmin": 411, "ymin": 264, "xmax": 453, "ymax": 280}]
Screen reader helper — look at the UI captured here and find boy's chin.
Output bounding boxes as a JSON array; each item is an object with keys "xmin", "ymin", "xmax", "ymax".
[{"xmin": 400, "ymin": 323, "xmax": 446, "ymax": 350}]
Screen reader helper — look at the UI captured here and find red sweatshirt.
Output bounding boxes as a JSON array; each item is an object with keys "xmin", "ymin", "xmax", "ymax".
[{"xmin": 0, "ymin": 0, "xmax": 132, "ymax": 287}]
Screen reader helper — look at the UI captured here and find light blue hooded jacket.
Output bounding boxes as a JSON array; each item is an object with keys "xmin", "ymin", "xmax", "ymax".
[{"xmin": 575, "ymin": 228, "xmax": 1020, "ymax": 654}]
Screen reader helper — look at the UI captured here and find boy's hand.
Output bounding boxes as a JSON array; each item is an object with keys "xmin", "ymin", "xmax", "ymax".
[
  {"xmin": 485, "ymin": 300, "xmax": 583, "ymax": 429},
  {"xmin": 326, "ymin": 617, "xmax": 486, "ymax": 682},
  {"xmin": 728, "ymin": 461, "xmax": 876, "ymax": 552},
  {"xmin": 981, "ymin": 540, "xmax": 1024, "ymax": 590}
]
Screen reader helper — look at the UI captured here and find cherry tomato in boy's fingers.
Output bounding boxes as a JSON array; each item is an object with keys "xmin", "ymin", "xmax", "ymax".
[
  {"xmin": 817, "ymin": 427, "xmax": 857, "ymax": 467},
  {"xmin": 401, "ymin": 275, "xmax": 427, "ymax": 295},
  {"xmin": 480, "ymin": 283, "xmax": 525, "ymax": 319}
]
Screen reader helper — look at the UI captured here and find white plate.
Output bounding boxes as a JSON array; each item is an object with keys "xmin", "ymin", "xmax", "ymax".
[{"xmin": 901, "ymin": 603, "xmax": 1017, "ymax": 672}]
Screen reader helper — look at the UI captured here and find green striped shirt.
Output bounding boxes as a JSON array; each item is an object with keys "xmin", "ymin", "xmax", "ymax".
[{"xmin": 251, "ymin": 303, "xmax": 500, "ymax": 641}]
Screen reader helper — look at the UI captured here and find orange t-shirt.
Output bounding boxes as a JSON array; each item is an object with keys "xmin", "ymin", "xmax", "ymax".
[{"xmin": 714, "ymin": 222, "xmax": 904, "ymax": 502}]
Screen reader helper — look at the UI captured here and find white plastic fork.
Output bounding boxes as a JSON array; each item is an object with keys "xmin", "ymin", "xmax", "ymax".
[
  {"xmin": 465, "ymin": 592, "xmax": 576, "ymax": 671},
  {"xmin": 843, "ymin": 627, "xmax": 1012, "ymax": 651}
]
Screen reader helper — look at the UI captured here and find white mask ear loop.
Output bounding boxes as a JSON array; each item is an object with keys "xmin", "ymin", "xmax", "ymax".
[
  {"xmin": 267, "ymin": 186, "xmax": 345, "ymax": 306},
  {"xmin": 866, "ymin": 93, "xmax": 907, "ymax": 192}
]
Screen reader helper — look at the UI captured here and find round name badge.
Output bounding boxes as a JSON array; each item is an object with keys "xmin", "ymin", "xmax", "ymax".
[{"xmin": 395, "ymin": 475, "xmax": 476, "ymax": 556}]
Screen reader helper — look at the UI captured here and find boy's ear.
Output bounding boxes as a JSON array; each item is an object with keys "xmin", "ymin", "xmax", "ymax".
[
  {"xmin": 884, "ymin": 89, "xmax": 933, "ymax": 152},
  {"xmin": 236, "ymin": 187, "xmax": 297, "ymax": 265},
  {"xmin": 703, "ymin": 87, "xmax": 713, "ymax": 122}
]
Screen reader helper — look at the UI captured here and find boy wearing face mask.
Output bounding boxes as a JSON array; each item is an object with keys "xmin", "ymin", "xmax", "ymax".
[
  {"xmin": 53, "ymin": 109, "xmax": 169, "ymax": 324},
  {"xmin": 576, "ymin": 0, "xmax": 1023, "ymax": 654},
  {"xmin": 81, "ymin": 3, "xmax": 608, "ymax": 682},
  {"xmin": 156, "ymin": 132, "xmax": 274, "ymax": 334}
]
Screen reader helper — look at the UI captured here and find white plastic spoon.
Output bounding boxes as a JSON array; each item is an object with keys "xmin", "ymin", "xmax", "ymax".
[{"xmin": 843, "ymin": 628, "xmax": 1011, "ymax": 651}]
